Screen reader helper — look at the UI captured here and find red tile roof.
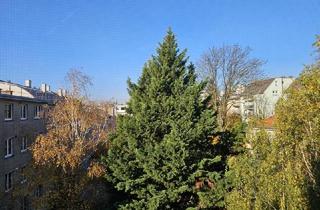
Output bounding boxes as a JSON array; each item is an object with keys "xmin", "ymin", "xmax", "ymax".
[{"xmin": 256, "ymin": 116, "xmax": 275, "ymax": 129}]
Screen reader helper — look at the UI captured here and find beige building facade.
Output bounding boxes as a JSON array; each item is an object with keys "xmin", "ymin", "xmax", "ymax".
[{"xmin": 0, "ymin": 80, "xmax": 61, "ymax": 210}]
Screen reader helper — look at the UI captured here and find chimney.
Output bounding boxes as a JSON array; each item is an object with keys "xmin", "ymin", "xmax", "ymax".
[
  {"xmin": 46, "ymin": 84, "xmax": 51, "ymax": 92},
  {"xmin": 57, "ymin": 88, "xmax": 63, "ymax": 96},
  {"xmin": 25, "ymin": 80, "xmax": 32, "ymax": 88},
  {"xmin": 57, "ymin": 88, "xmax": 66, "ymax": 97},
  {"xmin": 41, "ymin": 83, "xmax": 47, "ymax": 92},
  {"xmin": 62, "ymin": 89, "xmax": 67, "ymax": 96}
]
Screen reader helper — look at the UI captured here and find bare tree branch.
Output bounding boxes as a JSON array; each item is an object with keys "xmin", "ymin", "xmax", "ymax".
[
  {"xmin": 66, "ymin": 68, "xmax": 93, "ymax": 98},
  {"xmin": 198, "ymin": 45, "xmax": 264, "ymax": 129}
]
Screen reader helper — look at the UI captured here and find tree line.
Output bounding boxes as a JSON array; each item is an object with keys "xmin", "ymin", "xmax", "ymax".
[{"xmin": 20, "ymin": 30, "xmax": 320, "ymax": 209}]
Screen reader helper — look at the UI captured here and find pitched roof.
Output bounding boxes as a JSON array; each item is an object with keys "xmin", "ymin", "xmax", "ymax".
[
  {"xmin": 241, "ymin": 78, "xmax": 274, "ymax": 97},
  {"xmin": 0, "ymin": 94, "xmax": 49, "ymax": 104},
  {"xmin": 0, "ymin": 80, "xmax": 60, "ymax": 104},
  {"xmin": 261, "ymin": 116, "xmax": 275, "ymax": 128},
  {"xmin": 287, "ymin": 79, "xmax": 302, "ymax": 91},
  {"xmin": 255, "ymin": 116, "xmax": 275, "ymax": 129}
]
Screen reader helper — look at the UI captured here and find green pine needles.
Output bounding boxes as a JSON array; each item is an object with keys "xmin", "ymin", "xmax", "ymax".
[{"xmin": 103, "ymin": 29, "xmax": 225, "ymax": 209}]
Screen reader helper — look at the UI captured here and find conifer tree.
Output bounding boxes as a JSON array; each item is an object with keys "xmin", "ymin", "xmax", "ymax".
[{"xmin": 104, "ymin": 29, "xmax": 225, "ymax": 209}]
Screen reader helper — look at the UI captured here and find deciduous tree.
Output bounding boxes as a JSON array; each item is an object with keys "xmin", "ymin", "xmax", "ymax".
[
  {"xmin": 226, "ymin": 37, "xmax": 320, "ymax": 210},
  {"xmin": 198, "ymin": 45, "xmax": 264, "ymax": 130},
  {"xmin": 26, "ymin": 70, "xmax": 113, "ymax": 209}
]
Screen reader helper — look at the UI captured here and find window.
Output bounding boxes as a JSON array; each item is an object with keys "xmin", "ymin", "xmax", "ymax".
[
  {"xmin": 20, "ymin": 167, "xmax": 27, "ymax": 184},
  {"xmin": 34, "ymin": 105, "xmax": 42, "ymax": 119},
  {"xmin": 20, "ymin": 196, "xmax": 29, "ymax": 210},
  {"xmin": 21, "ymin": 136, "xmax": 27, "ymax": 152},
  {"xmin": 5, "ymin": 171, "xmax": 13, "ymax": 191},
  {"xmin": 35, "ymin": 185, "xmax": 43, "ymax": 197},
  {"xmin": 5, "ymin": 104, "xmax": 13, "ymax": 120},
  {"xmin": 5, "ymin": 137, "xmax": 13, "ymax": 158},
  {"xmin": 21, "ymin": 104, "xmax": 28, "ymax": 120}
]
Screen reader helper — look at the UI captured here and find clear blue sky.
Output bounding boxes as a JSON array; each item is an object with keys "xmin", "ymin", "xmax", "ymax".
[{"xmin": 0, "ymin": 0, "xmax": 319, "ymax": 102}]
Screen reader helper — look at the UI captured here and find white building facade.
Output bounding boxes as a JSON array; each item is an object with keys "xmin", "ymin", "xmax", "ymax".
[
  {"xmin": 115, "ymin": 104, "xmax": 127, "ymax": 116},
  {"xmin": 230, "ymin": 77, "xmax": 294, "ymax": 120}
]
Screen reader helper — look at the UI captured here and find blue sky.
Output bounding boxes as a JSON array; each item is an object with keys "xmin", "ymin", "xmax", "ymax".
[{"xmin": 0, "ymin": 0, "xmax": 319, "ymax": 102}]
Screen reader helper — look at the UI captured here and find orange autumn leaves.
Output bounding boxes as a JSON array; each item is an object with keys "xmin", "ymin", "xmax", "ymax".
[
  {"xmin": 22, "ymin": 70, "xmax": 114, "ymax": 209},
  {"xmin": 32, "ymin": 98, "xmax": 113, "ymax": 174}
]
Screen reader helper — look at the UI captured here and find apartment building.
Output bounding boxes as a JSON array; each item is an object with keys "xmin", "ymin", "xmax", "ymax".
[
  {"xmin": 229, "ymin": 77, "xmax": 294, "ymax": 120},
  {"xmin": 0, "ymin": 80, "xmax": 61, "ymax": 210}
]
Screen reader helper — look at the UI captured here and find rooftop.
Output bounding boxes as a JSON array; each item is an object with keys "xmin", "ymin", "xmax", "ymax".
[
  {"xmin": 240, "ymin": 77, "xmax": 294, "ymax": 97},
  {"xmin": 0, "ymin": 80, "xmax": 63, "ymax": 104},
  {"xmin": 241, "ymin": 78, "xmax": 275, "ymax": 96},
  {"xmin": 255, "ymin": 116, "xmax": 275, "ymax": 129}
]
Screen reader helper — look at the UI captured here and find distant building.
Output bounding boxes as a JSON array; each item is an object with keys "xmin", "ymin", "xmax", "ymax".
[
  {"xmin": 229, "ymin": 77, "xmax": 294, "ymax": 120},
  {"xmin": 115, "ymin": 104, "xmax": 127, "ymax": 116},
  {"xmin": 0, "ymin": 80, "xmax": 62, "ymax": 209}
]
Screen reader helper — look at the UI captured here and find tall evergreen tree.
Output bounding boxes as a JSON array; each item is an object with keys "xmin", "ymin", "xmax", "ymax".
[{"xmin": 103, "ymin": 30, "xmax": 225, "ymax": 209}]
